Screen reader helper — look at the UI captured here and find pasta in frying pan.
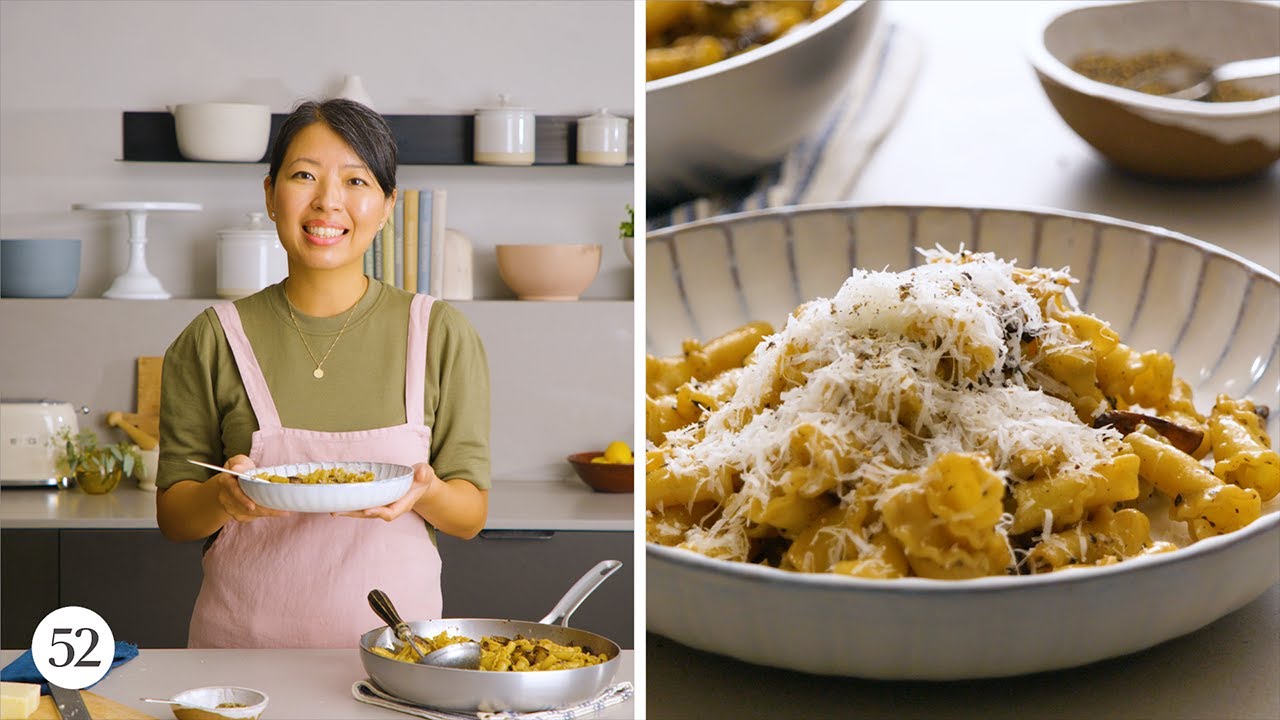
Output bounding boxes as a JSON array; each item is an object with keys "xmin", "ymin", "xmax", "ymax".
[{"xmin": 371, "ymin": 631, "xmax": 610, "ymax": 672}]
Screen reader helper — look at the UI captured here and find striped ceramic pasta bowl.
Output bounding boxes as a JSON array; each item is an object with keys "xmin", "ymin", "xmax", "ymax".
[
  {"xmin": 645, "ymin": 203, "xmax": 1279, "ymax": 679},
  {"xmin": 237, "ymin": 461, "xmax": 415, "ymax": 514}
]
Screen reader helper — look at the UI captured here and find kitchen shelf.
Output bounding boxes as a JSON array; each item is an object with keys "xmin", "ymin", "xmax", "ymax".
[{"xmin": 121, "ymin": 111, "xmax": 634, "ymax": 166}]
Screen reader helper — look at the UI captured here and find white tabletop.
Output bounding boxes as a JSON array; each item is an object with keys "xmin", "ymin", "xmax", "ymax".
[
  {"xmin": 0, "ymin": 649, "xmax": 635, "ymax": 720},
  {"xmin": 645, "ymin": 2, "xmax": 1280, "ymax": 718},
  {"xmin": 851, "ymin": 0, "xmax": 1279, "ymax": 275}
]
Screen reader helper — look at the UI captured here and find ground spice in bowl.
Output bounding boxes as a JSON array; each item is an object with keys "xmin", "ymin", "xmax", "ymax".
[{"xmin": 1070, "ymin": 49, "xmax": 1272, "ymax": 102}]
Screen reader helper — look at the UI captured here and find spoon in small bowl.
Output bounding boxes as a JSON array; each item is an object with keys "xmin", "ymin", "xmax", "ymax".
[
  {"xmin": 141, "ymin": 697, "xmax": 219, "ymax": 712},
  {"xmin": 1159, "ymin": 55, "xmax": 1280, "ymax": 101}
]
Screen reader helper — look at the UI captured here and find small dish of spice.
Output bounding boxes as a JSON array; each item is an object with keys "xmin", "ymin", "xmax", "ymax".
[
  {"xmin": 168, "ymin": 686, "xmax": 269, "ymax": 720},
  {"xmin": 1028, "ymin": 0, "xmax": 1279, "ymax": 181}
]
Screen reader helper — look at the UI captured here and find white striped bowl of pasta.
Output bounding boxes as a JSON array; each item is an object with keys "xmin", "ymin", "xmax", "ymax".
[
  {"xmin": 645, "ymin": 203, "xmax": 1279, "ymax": 679},
  {"xmin": 236, "ymin": 461, "xmax": 415, "ymax": 513}
]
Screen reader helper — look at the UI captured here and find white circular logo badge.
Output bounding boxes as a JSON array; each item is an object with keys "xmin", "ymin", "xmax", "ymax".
[{"xmin": 31, "ymin": 606, "xmax": 115, "ymax": 690}]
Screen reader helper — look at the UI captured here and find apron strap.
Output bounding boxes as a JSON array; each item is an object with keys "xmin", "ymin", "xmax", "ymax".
[
  {"xmin": 212, "ymin": 302, "xmax": 283, "ymax": 431},
  {"xmin": 404, "ymin": 294, "xmax": 435, "ymax": 426}
]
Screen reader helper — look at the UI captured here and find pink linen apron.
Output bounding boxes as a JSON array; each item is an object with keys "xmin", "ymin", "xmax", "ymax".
[{"xmin": 188, "ymin": 294, "xmax": 443, "ymax": 648}]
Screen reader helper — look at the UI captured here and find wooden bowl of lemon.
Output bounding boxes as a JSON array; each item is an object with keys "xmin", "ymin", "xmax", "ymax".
[{"xmin": 568, "ymin": 441, "xmax": 634, "ymax": 493}]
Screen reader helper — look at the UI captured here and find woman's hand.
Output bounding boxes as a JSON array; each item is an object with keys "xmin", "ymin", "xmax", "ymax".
[
  {"xmin": 337, "ymin": 462, "xmax": 440, "ymax": 522},
  {"xmin": 215, "ymin": 454, "xmax": 292, "ymax": 522}
]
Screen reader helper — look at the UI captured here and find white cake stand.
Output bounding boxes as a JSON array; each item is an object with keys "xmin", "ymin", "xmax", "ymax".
[{"xmin": 72, "ymin": 201, "xmax": 202, "ymax": 299}]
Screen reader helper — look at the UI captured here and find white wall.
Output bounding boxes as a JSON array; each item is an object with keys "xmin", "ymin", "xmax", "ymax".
[{"xmin": 0, "ymin": 0, "xmax": 635, "ymax": 300}]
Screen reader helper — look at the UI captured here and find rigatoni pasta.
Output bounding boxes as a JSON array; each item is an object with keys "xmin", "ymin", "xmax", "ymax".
[{"xmin": 645, "ymin": 248, "xmax": 1274, "ymax": 578}]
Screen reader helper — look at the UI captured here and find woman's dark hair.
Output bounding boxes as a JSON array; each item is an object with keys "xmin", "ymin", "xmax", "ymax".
[{"xmin": 266, "ymin": 98, "xmax": 397, "ymax": 198}]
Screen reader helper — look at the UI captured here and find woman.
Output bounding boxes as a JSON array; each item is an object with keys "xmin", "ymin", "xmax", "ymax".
[{"xmin": 155, "ymin": 98, "xmax": 490, "ymax": 648}]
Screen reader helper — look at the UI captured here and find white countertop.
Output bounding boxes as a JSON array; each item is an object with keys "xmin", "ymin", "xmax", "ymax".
[
  {"xmin": 0, "ymin": 477, "xmax": 633, "ymax": 532},
  {"xmin": 0, "ymin": 648, "xmax": 635, "ymax": 720},
  {"xmin": 646, "ymin": 1, "xmax": 1279, "ymax": 718}
]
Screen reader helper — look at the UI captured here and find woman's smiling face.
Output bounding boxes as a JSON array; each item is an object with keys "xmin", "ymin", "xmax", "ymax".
[{"xmin": 264, "ymin": 121, "xmax": 394, "ymax": 273}]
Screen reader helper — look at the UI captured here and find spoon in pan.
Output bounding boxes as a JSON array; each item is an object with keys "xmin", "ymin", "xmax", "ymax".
[{"xmin": 367, "ymin": 589, "xmax": 481, "ymax": 668}]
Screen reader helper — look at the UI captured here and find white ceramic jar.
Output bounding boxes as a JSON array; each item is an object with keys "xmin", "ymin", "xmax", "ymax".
[
  {"xmin": 216, "ymin": 212, "xmax": 288, "ymax": 299},
  {"xmin": 576, "ymin": 109, "xmax": 629, "ymax": 166},
  {"xmin": 474, "ymin": 94, "xmax": 536, "ymax": 165}
]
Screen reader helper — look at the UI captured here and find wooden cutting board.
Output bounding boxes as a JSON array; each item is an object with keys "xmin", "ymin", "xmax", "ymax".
[
  {"xmin": 29, "ymin": 690, "xmax": 157, "ymax": 719},
  {"xmin": 135, "ymin": 357, "xmax": 162, "ymax": 418},
  {"xmin": 121, "ymin": 356, "xmax": 163, "ymax": 441}
]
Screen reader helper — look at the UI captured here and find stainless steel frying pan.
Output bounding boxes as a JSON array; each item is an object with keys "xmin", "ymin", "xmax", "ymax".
[{"xmin": 358, "ymin": 560, "xmax": 623, "ymax": 713}]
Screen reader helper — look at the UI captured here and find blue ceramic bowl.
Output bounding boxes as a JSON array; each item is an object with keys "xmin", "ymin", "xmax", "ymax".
[{"xmin": 0, "ymin": 239, "xmax": 81, "ymax": 298}]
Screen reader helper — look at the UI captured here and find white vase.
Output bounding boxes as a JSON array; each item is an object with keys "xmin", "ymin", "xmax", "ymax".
[
  {"xmin": 441, "ymin": 228, "xmax": 473, "ymax": 301},
  {"xmin": 337, "ymin": 74, "xmax": 375, "ymax": 110}
]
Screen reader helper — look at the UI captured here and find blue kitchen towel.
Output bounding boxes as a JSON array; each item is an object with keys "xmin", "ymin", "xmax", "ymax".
[{"xmin": 0, "ymin": 640, "xmax": 138, "ymax": 695}]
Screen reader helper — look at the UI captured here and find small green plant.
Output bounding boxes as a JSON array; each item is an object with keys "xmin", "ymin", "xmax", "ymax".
[
  {"xmin": 619, "ymin": 203, "xmax": 634, "ymax": 239},
  {"xmin": 54, "ymin": 426, "xmax": 140, "ymax": 493}
]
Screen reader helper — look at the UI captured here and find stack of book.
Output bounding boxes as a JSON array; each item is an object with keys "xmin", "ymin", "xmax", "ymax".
[{"xmin": 365, "ymin": 187, "xmax": 447, "ymax": 294}]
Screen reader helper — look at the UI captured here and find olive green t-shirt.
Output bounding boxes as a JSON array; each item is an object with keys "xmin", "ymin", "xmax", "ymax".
[{"xmin": 156, "ymin": 279, "xmax": 491, "ymax": 493}]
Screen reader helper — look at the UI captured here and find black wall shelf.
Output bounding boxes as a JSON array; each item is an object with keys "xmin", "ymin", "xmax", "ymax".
[{"xmin": 121, "ymin": 112, "xmax": 633, "ymax": 167}]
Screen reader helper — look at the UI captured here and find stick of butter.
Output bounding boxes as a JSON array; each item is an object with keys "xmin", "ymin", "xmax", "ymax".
[{"xmin": 0, "ymin": 681, "xmax": 40, "ymax": 720}]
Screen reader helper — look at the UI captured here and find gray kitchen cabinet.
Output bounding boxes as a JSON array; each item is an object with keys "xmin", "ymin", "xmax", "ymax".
[
  {"xmin": 438, "ymin": 530, "xmax": 633, "ymax": 649},
  {"xmin": 59, "ymin": 530, "xmax": 205, "ymax": 648},
  {"xmin": 0, "ymin": 529, "xmax": 60, "ymax": 649},
  {"xmin": 3, "ymin": 527, "xmax": 632, "ymax": 651}
]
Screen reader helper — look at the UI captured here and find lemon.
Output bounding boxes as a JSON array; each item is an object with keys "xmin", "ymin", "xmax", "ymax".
[{"xmin": 597, "ymin": 440, "xmax": 633, "ymax": 464}]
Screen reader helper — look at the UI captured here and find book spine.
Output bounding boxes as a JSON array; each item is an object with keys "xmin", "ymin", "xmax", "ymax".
[
  {"xmin": 372, "ymin": 224, "xmax": 383, "ymax": 281},
  {"xmin": 363, "ymin": 244, "xmax": 374, "ymax": 277},
  {"xmin": 417, "ymin": 190, "xmax": 432, "ymax": 294},
  {"xmin": 381, "ymin": 214, "xmax": 395, "ymax": 284},
  {"xmin": 429, "ymin": 189, "xmax": 447, "ymax": 295},
  {"xmin": 392, "ymin": 192, "xmax": 405, "ymax": 288},
  {"xmin": 403, "ymin": 189, "xmax": 419, "ymax": 294}
]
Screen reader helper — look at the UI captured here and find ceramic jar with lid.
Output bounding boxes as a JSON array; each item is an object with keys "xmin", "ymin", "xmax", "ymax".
[
  {"xmin": 576, "ymin": 109, "xmax": 629, "ymax": 166},
  {"xmin": 216, "ymin": 212, "xmax": 288, "ymax": 299},
  {"xmin": 474, "ymin": 94, "xmax": 536, "ymax": 165}
]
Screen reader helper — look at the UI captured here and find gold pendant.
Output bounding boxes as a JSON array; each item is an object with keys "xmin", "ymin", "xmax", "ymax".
[{"xmin": 313, "ymin": 368, "xmax": 325, "ymax": 379}]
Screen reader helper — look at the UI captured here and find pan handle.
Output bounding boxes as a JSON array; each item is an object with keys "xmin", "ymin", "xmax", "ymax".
[{"xmin": 538, "ymin": 559, "xmax": 622, "ymax": 627}]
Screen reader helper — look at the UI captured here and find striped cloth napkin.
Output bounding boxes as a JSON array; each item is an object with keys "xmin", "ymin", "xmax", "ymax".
[
  {"xmin": 648, "ymin": 21, "xmax": 923, "ymax": 230},
  {"xmin": 351, "ymin": 679, "xmax": 634, "ymax": 720}
]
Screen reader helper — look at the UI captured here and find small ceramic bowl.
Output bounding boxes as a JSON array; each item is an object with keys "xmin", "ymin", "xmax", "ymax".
[
  {"xmin": 567, "ymin": 452, "xmax": 634, "ymax": 493},
  {"xmin": 495, "ymin": 244, "xmax": 602, "ymax": 301},
  {"xmin": 1028, "ymin": 0, "xmax": 1280, "ymax": 181},
  {"xmin": 0, "ymin": 238, "xmax": 81, "ymax": 298},
  {"xmin": 169, "ymin": 686, "xmax": 268, "ymax": 720}
]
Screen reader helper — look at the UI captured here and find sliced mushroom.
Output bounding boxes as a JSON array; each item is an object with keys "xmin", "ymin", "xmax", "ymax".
[{"xmin": 1092, "ymin": 410, "xmax": 1204, "ymax": 456}]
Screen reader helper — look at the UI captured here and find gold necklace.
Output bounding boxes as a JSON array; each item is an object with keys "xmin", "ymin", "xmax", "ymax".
[{"xmin": 285, "ymin": 291, "xmax": 358, "ymax": 379}]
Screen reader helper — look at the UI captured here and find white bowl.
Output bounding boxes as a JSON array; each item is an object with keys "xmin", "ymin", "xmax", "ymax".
[
  {"xmin": 646, "ymin": 0, "xmax": 881, "ymax": 210},
  {"xmin": 238, "ymin": 461, "xmax": 413, "ymax": 513},
  {"xmin": 169, "ymin": 686, "xmax": 268, "ymax": 720},
  {"xmin": 645, "ymin": 203, "xmax": 1279, "ymax": 679},
  {"xmin": 170, "ymin": 102, "xmax": 271, "ymax": 163},
  {"xmin": 1027, "ymin": 0, "xmax": 1280, "ymax": 180}
]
